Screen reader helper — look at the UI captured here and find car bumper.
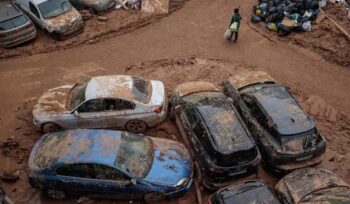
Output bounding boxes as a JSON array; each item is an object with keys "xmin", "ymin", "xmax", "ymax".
[
  {"xmin": 272, "ymin": 153, "xmax": 324, "ymax": 173},
  {"xmin": 163, "ymin": 178, "xmax": 193, "ymax": 198},
  {"xmin": 0, "ymin": 29, "xmax": 37, "ymax": 48},
  {"xmin": 147, "ymin": 99, "xmax": 168, "ymax": 127}
]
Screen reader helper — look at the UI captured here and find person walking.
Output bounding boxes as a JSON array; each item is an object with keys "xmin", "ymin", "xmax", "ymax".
[{"xmin": 228, "ymin": 8, "xmax": 242, "ymax": 43}]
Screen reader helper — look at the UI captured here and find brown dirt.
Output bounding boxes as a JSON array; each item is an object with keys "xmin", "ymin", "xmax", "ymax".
[
  {"xmin": 286, "ymin": 3, "xmax": 350, "ymax": 67},
  {"xmin": 0, "ymin": 0, "xmax": 349, "ymax": 203}
]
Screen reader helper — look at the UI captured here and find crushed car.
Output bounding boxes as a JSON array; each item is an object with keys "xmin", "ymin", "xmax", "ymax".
[
  {"xmin": 0, "ymin": 1, "xmax": 37, "ymax": 48},
  {"xmin": 69, "ymin": 0, "xmax": 116, "ymax": 13},
  {"xmin": 224, "ymin": 71, "xmax": 326, "ymax": 173},
  {"xmin": 33, "ymin": 75, "xmax": 167, "ymax": 133},
  {"xmin": 28, "ymin": 129, "xmax": 193, "ymax": 201},
  {"xmin": 14, "ymin": 0, "xmax": 84, "ymax": 40},
  {"xmin": 209, "ymin": 180, "xmax": 281, "ymax": 204},
  {"xmin": 170, "ymin": 81, "xmax": 261, "ymax": 190},
  {"xmin": 275, "ymin": 168, "xmax": 350, "ymax": 203}
]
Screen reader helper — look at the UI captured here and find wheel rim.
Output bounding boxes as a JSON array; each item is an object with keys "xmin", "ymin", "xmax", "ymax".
[
  {"xmin": 127, "ymin": 120, "xmax": 146, "ymax": 133},
  {"xmin": 47, "ymin": 190, "xmax": 65, "ymax": 199}
]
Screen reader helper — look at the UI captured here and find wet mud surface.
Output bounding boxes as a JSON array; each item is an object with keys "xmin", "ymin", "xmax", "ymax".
[{"xmin": 1, "ymin": 58, "xmax": 348, "ymax": 203}]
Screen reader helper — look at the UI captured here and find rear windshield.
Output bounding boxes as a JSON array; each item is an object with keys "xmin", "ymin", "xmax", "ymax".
[
  {"xmin": 0, "ymin": 15, "xmax": 27, "ymax": 31},
  {"xmin": 224, "ymin": 186, "xmax": 281, "ymax": 204},
  {"xmin": 115, "ymin": 132, "xmax": 153, "ymax": 178},
  {"xmin": 38, "ymin": 0, "xmax": 72, "ymax": 19},
  {"xmin": 132, "ymin": 77, "xmax": 152, "ymax": 103},
  {"xmin": 68, "ymin": 80, "xmax": 89, "ymax": 110}
]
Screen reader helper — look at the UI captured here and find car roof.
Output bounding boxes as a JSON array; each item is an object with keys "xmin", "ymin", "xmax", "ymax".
[
  {"xmin": 0, "ymin": 2, "xmax": 22, "ymax": 22},
  {"xmin": 251, "ymin": 85, "xmax": 314, "ymax": 135},
  {"xmin": 175, "ymin": 81, "xmax": 219, "ymax": 97},
  {"xmin": 85, "ymin": 75, "xmax": 147, "ymax": 102},
  {"xmin": 228, "ymin": 71, "xmax": 275, "ymax": 90},
  {"xmin": 33, "ymin": 129, "xmax": 124, "ymax": 169},
  {"xmin": 276, "ymin": 168, "xmax": 349, "ymax": 203}
]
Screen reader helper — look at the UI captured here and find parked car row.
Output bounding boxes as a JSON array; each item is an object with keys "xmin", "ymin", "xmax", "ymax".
[
  {"xmin": 27, "ymin": 72, "xmax": 346, "ymax": 203},
  {"xmin": 1, "ymin": 0, "xmax": 116, "ymax": 47}
]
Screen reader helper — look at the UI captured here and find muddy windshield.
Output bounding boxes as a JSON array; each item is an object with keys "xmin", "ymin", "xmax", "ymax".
[
  {"xmin": 38, "ymin": 0, "xmax": 72, "ymax": 19},
  {"xmin": 115, "ymin": 132, "xmax": 153, "ymax": 178},
  {"xmin": 69, "ymin": 80, "xmax": 89, "ymax": 110},
  {"xmin": 0, "ymin": 15, "xmax": 28, "ymax": 30},
  {"xmin": 132, "ymin": 77, "xmax": 152, "ymax": 103}
]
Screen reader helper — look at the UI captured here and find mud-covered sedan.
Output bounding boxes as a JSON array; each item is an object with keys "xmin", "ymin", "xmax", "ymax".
[
  {"xmin": 69, "ymin": 0, "xmax": 116, "ymax": 13},
  {"xmin": 224, "ymin": 71, "xmax": 326, "ymax": 173},
  {"xmin": 33, "ymin": 75, "xmax": 167, "ymax": 133},
  {"xmin": 209, "ymin": 180, "xmax": 281, "ymax": 204},
  {"xmin": 276, "ymin": 168, "xmax": 350, "ymax": 204},
  {"xmin": 170, "ymin": 81, "xmax": 260, "ymax": 190},
  {"xmin": 28, "ymin": 129, "xmax": 193, "ymax": 201}
]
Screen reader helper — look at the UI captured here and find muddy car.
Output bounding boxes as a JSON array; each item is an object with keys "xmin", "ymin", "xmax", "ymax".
[
  {"xmin": 0, "ymin": 2, "xmax": 37, "ymax": 48},
  {"xmin": 69, "ymin": 0, "xmax": 116, "ymax": 13},
  {"xmin": 224, "ymin": 71, "xmax": 326, "ymax": 173},
  {"xmin": 170, "ymin": 81, "xmax": 261, "ymax": 190},
  {"xmin": 14, "ymin": 0, "xmax": 83, "ymax": 40},
  {"xmin": 209, "ymin": 180, "xmax": 281, "ymax": 204},
  {"xmin": 276, "ymin": 168, "xmax": 350, "ymax": 203},
  {"xmin": 28, "ymin": 129, "xmax": 193, "ymax": 201},
  {"xmin": 33, "ymin": 75, "xmax": 167, "ymax": 133}
]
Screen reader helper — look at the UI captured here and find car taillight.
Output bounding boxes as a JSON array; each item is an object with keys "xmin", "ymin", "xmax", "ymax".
[{"xmin": 154, "ymin": 105, "xmax": 163, "ymax": 113}]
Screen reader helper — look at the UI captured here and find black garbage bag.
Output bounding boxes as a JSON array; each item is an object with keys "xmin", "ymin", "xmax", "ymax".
[
  {"xmin": 258, "ymin": 11, "xmax": 269, "ymax": 21},
  {"xmin": 278, "ymin": 24, "xmax": 292, "ymax": 36},
  {"xmin": 251, "ymin": 15, "xmax": 262, "ymax": 23}
]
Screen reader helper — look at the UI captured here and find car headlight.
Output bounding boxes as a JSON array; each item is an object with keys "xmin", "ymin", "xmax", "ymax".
[{"xmin": 173, "ymin": 178, "xmax": 189, "ymax": 188}]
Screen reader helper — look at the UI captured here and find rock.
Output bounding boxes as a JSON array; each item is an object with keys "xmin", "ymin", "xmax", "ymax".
[{"xmin": 97, "ymin": 16, "xmax": 108, "ymax": 21}]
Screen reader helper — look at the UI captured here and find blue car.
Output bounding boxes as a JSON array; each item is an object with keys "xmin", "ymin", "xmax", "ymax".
[{"xmin": 28, "ymin": 129, "xmax": 193, "ymax": 201}]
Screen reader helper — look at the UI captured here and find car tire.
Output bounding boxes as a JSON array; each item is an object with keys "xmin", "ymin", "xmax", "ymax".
[
  {"xmin": 45, "ymin": 189, "xmax": 66, "ymax": 199},
  {"xmin": 144, "ymin": 192, "xmax": 164, "ymax": 203},
  {"xmin": 42, "ymin": 123, "xmax": 61, "ymax": 133},
  {"xmin": 126, "ymin": 120, "xmax": 147, "ymax": 133}
]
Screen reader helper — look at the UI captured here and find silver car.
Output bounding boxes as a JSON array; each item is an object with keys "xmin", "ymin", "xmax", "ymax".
[{"xmin": 33, "ymin": 75, "xmax": 167, "ymax": 133}]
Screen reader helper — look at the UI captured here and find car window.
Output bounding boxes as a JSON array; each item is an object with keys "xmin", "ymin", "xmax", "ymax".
[
  {"xmin": 37, "ymin": 0, "xmax": 72, "ymax": 19},
  {"xmin": 104, "ymin": 99, "xmax": 135, "ymax": 111},
  {"xmin": 131, "ymin": 77, "xmax": 152, "ymax": 103},
  {"xmin": 56, "ymin": 164, "xmax": 95, "ymax": 179},
  {"xmin": 92, "ymin": 164, "xmax": 128, "ymax": 181},
  {"xmin": 0, "ymin": 15, "xmax": 28, "ymax": 30},
  {"xmin": 29, "ymin": 2, "xmax": 40, "ymax": 18},
  {"xmin": 69, "ymin": 80, "xmax": 90, "ymax": 110},
  {"xmin": 78, "ymin": 99, "xmax": 104, "ymax": 113}
]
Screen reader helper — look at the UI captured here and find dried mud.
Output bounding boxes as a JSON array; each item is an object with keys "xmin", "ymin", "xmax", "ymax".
[{"xmin": 0, "ymin": 58, "xmax": 349, "ymax": 204}]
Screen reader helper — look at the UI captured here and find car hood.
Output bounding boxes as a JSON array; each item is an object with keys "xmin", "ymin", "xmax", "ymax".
[
  {"xmin": 33, "ymin": 85, "xmax": 73, "ymax": 118},
  {"xmin": 143, "ymin": 138, "xmax": 192, "ymax": 186},
  {"xmin": 276, "ymin": 168, "xmax": 349, "ymax": 203},
  {"xmin": 46, "ymin": 8, "xmax": 81, "ymax": 29}
]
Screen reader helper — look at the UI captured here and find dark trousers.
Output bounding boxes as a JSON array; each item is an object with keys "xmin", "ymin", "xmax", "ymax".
[{"xmin": 230, "ymin": 31, "xmax": 239, "ymax": 42}]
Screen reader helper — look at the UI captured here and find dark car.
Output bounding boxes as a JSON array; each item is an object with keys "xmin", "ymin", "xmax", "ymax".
[
  {"xmin": 224, "ymin": 71, "xmax": 326, "ymax": 173},
  {"xmin": 170, "ymin": 81, "xmax": 261, "ymax": 190},
  {"xmin": 0, "ymin": 1, "xmax": 37, "ymax": 48},
  {"xmin": 28, "ymin": 129, "xmax": 193, "ymax": 201},
  {"xmin": 276, "ymin": 168, "xmax": 350, "ymax": 204},
  {"xmin": 209, "ymin": 180, "xmax": 281, "ymax": 204},
  {"xmin": 69, "ymin": 0, "xmax": 116, "ymax": 13}
]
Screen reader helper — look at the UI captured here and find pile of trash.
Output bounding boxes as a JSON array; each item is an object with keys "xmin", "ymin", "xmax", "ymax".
[
  {"xmin": 116, "ymin": 0, "xmax": 142, "ymax": 10},
  {"xmin": 251, "ymin": 0, "xmax": 321, "ymax": 36}
]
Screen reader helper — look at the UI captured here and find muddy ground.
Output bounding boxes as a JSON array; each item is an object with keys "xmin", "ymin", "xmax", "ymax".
[
  {"xmin": 0, "ymin": 0, "xmax": 349, "ymax": 203},
  {"xmin": 0, "ymin": 57, "xmax": 349, "ymax": 204}
]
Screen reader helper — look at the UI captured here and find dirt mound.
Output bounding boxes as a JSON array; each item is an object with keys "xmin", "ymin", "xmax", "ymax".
[
  {"xmin": 287, "ymin": 3, "xmax": 350, "ymax": 67},
  {"xmin": 0, "ymin": 0, "xmax": 190, "ymax": 60}
]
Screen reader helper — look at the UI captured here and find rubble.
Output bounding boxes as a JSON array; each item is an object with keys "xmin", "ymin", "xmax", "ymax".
[
  {"xmin": 0, "ymin": 170, "xmax": 20, "ymax": 182},
  {"xmin": 142, "ymin": 0, "xmax": 170, "ymax": 13}
]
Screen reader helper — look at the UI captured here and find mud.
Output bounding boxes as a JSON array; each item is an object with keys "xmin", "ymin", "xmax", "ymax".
[
  {"xmin": 227, "ymin": 71, "xmax": 275, "ymax": 90},
  {"xmin": 175, "ymin": 81, "xmax": 219, "ymax": 97},
  {"xmin": 0, "ymin": 0, "xmax": 190, "ymax": 60}
]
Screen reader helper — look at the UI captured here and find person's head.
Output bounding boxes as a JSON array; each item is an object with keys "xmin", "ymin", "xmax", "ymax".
[{"xmin": 234, "ymin": 8, "xmax": 239, "ymax": 13}]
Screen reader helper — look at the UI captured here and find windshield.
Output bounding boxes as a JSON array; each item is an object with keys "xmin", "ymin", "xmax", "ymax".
[
  {"xmin": 280, "ymin": 129, "xmax": 320, "ymax": 152},
  {"xmin": 115, "ymin": 132, "xmax": 153, "ymax": 178},
  {"xmin": 132, "ymin": 77, "xmax": 152, "ymax": 103},
  {"xmin": 68, "ymin": 80, "xmax": 89, "ymax": 110},
  {"xmin": 38, "ymin": 0, "xmax": 72, "ymax": 19},
  {"xmin": 0, "ymin": 15, "xmax": 28, "ymax": 31}
]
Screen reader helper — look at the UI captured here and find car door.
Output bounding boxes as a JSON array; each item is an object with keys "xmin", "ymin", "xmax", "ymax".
[
  {"xmin": 75, "ymin": 99, "xmax": 106, "ymax": 129},
  {"xmin": 102, "ymin": 98, "xmax": 136, "ymax": 129}
]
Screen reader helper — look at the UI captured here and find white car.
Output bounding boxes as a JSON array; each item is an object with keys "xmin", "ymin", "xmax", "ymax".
[
  {"xmin": 33, "ymin": 75, "xmax": 168, "ymax": 133},
  {"xmin": 14, "ymin": 0, "xmax": 83, "ymax": 39}
]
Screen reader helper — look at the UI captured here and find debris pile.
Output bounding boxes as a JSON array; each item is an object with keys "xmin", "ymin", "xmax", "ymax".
[
  {"xmin": 251, "ymin": 0, "xmax": 321, "ymax": 36},
  {"xmin": 116, "ymin": 0, "xmax": 142, "ymax": 10}
]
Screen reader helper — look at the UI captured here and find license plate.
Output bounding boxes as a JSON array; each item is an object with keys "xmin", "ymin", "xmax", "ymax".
[{"xmin": 296, "ymin": 154, "xmax": 313, "ymax": 162}]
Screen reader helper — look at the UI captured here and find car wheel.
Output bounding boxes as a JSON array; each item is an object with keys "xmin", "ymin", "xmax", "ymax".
[
  {"xmin": 126, "ymin": 120, "xmax": 147, "ymax": 133},
  {"xmin": 144, "ymin": 192, "xmax": 164, "ymax": 203},
  {"xmin": 42, "ymin": 123, "xmax": 61, "ymax": 133},
  {"xmin": 45, "ymin": 189, "xmax": 66, "ymax": 199}
]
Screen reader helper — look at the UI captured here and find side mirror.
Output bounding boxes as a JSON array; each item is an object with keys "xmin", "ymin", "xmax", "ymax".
[
  {"xmin": 73, "ymin": 110, "xmax": 79, "ymax": 117},
  {"xmin": 131, "ymin": 179, "xmax": 137, "ymax": 185}
]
